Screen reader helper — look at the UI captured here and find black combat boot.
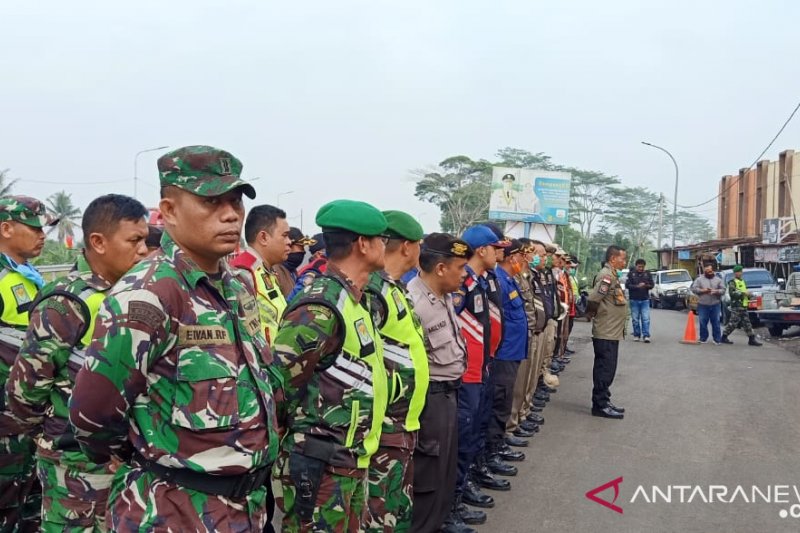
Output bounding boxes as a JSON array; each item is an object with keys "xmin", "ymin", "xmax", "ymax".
[
  {"xmin": 720, "ymin": 335, "xmax": 733, "ymax": 344},
  {"xmin": 748, "ymin": 335, "xmax": 762, "ymax": 346},
  {"xmin": 442, "ymin": 495, "xmax": 479, "ymax": 532}
]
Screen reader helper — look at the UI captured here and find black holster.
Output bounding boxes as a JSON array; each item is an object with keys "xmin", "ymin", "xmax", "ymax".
[{"xmin": 289, "ymin": 436, "xmax": 336, "ymax": 520}]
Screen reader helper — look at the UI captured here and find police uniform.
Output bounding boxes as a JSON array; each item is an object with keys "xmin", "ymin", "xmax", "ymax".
[
  {"xmin": 364, "ymin": 211, "xmax": 428, "ymax": 533},
  {"xmin": 407, "ymin": 234, "xmax": 469, "ymax": 533},
  {"xmin": 69, "ymin": 146, "xmax": 279, "ymax": 532},
  {"xmin": 230, "ymin": 246, "xmax": 288, "ymax": 345},
  {"xmin": 587, "ymin": 263, "xmax": 627, "ymax": 415},
  {"xmin": 8, "ymin": 252, "xmax": 116, "ymax": 531},
  {"xmin": 0, "ymin": 195, "xmax": 57, "ymax": 532},
  {"xmin": 271, "ymin": 200, "xmax": 389, "ymax": 532}
]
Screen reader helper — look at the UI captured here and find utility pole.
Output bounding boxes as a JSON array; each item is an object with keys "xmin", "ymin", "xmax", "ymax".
[{"xmin": 657, "ymin": 193, "xmax": 664, "ymax": 268}]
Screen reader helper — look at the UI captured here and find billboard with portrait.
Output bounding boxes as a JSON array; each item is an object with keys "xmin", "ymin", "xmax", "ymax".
[{"xmin": 488, "ymin": 167, "xmax": 572, "ymax": 224}]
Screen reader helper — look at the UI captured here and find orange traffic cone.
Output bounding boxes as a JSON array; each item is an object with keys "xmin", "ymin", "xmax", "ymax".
[{"xmin": 679, "ymin": 310, "xmax": 700, "ymax": 344}]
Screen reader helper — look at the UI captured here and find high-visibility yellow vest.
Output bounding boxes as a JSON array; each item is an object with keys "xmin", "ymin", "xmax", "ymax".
[
  {"xmin": 0, "ymin": 269, "xmax": 37, "ymax": 328},
  {"xmin": 734, "ymin": 278, "xmax": 749, "ymax": 307},
  {"xmin": 252, "ymin": 265, "xmax": 287, "ymax": 345}
]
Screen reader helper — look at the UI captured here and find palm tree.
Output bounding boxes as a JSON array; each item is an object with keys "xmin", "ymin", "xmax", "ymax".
[
  {"xmin": 46, "ymin": 191, "xmax": 81, "ymax": 243},
  {"xmin": 0, "ymin": 169, "xmax": 18, "ymax": 196}
]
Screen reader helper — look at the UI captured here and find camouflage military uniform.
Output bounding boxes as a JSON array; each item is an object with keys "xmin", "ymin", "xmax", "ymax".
[
  {"xmin": 272, "ymin": 265, "xmax": 388, "ymax": 533},
  {"xmin": 69, "ymin": 232, "xmax": 279, "ymax": 532},
  {"xmin": 723, "ymin": 279, "xmax": 754, "ymax": 336},
  {"xmin": 6, "ymin": 254, "xmax": 114, "ymax": 532},
  {"xmin": 364, "ymin": 272, "xmax": 428, "ymax": 533}
]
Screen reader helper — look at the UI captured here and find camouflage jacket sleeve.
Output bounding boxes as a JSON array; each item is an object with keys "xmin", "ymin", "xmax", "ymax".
[
  {"xmin": 70, "ymin": 289, "xmax": 171, "ymax": 464},
  {"xmin": 6, "ymin": 296, "xmax": 85, "ymax": 429},
  {"xmin": 271, "ymin": 303, "xmax": 342, "ymax": 429}
]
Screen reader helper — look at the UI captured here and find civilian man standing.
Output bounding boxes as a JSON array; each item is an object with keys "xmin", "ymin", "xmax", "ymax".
[
  {"xmin": 690, "ymin": 264, "xmax": 725, "ymax": 344},
  {"xmin": 586, "ymin": 245, "xmax": 628, "ymax": 420},
  {"xmin": 625, "ymin": 259, "xmax": 654, "ymax": 342}
]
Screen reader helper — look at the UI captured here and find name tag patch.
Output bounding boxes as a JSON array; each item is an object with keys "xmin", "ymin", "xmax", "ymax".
[
  {"xmin": 474, "ymin": 294, "xmax": 484, "ymax": 313},
  {"xmin": 179, "ymin": 325, "xmax": 231, "ymax": 345}
]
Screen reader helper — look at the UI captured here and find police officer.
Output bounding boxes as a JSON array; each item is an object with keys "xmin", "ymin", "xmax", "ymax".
[
  {"xmin": 720, "ymin": 265, "xmax": 762, "ymax": 346},
  {"xmin": 586, "ymin": 245, "xmax": 628, "ymax": 419},
  {"xmin": 275, "ymin": 228, "xmax": 313, "ymax": 296},
  {"xmin": 287, "ymin": 233, "xmax": 327, "ymax": 300},
  {"xmin": 0, "ymin": 195, "xmax": 57, "ymax": 531},
  {"xmin": 271, "ymin": 199, "xmax": 389, "ymax": 532},
  {"xmin": 407, "ymin": 233, "xmax": 471, "ymax": 533},
  {"xmin": 363, "ymin": 210, "xmax": 428, "ymax": 533},
  {"xmin": 7, "ymin": 194, "xmax": 149, "ymax": 531},
  {"xmin": 70, "ymin": 146, "xmax": 279, "ymax": 531},
  {"xmin": 230, "ymin": 204, "xmax": 292, "ymax": 345}
]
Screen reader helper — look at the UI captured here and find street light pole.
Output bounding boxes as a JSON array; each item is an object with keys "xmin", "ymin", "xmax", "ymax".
[
  {"xmin": 277, "ymin": 190, "xmax": 294, "ymax": 207},
  {"xmin": 134, "ymin": 145, "xmax": 169, "ymax": 200},
  {"xmin": 642, "ymin": 141, "xmax": 679, "ymax": 268}
]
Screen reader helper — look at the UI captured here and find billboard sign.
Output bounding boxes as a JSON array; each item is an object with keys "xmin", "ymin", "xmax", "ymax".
[
  {"xmin": 488, "ymin": 167, "xmax": 572, "ymax": 225},
  {"xmin": 762, "ymin": 218, "xmax": 779, "ymax": 244}
]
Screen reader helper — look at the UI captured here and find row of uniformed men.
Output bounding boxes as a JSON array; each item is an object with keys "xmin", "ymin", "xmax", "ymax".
[{"xmin": 0, "ymin": 144, "xmax": 579, "ymax": 533}]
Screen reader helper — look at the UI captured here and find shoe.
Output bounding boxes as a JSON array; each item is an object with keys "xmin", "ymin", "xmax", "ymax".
[
  {"xmin": 748, "ymin": 335, "xmax": 763, "ymax": 347},
  {"xmin": 532, "ymin": 398, "xmax": 546, "ymax": 409},
  {"xmin": 643, "ymin": 337, "xmax": 651, "ymax": 343},
  {"xmin": 633, "ymin": 336, "xmax": 640, "ymax": 342},
  {"xmin": 526, "ymin": 413, "xmax": 544, "ymax": 424},
  {"xmin": 544, "ymin": 386, "xmax": 557, "ymax": 394},
  {"xmin": 713, "ymin": 341, "xmax": 721, "ymax": 346},
  {"xmin": 486, "ymin": 454, "xmax": 518, "ymax": 476},
  {"xmin": 497, "ymin": 444, "xmax": 526, "ymax": 462},
  {"xmin": 531, "ymin": 404, "xmax": 544, "ymax": 412},
  {"xmin": 698, "ymin": 339, "xmax": 708, "ymax": 344},
  {"xmin": 462, "ymin": 480, "xmax": 494, "ymax": 508},
  {"xmin": 591, "ymin": 406, "xmax": 624, "ymax": 419},
  {"xmin": 506, "ymin": 433, "xmax": 531, "ymax": 445},
  {"xmin": 519, "ymin": 420, "xmax": 539, "ymax": 432},
  {"xmin": 608, "ymin": 402, "xmax": 625, "ymax": 413},
  {"xmin": 534, "ymin": 391, "xmax": 550, "ymax": 402},
  {"xmin": 442, "ymin": 500, "xmax": 478, "ymax": 533},
  {"xmin": 456, "ymin": 502, "xmax": 487, "ymax": 525},
  {"xmin": 565, "ymin": 347, "xmax": 575, "ymax": 354},
  {"xmin": 473, "ymin": 466, "xmax": 511, "ymax": 491},
  {"xmin": 720, "ymin": 335, "xmax": 733, "ymax": 344}
]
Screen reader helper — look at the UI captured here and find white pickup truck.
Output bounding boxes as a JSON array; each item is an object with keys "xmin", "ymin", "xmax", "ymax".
[{"xmin": 649, "ymin": 269, "xmax": 693, "ymax": 310}]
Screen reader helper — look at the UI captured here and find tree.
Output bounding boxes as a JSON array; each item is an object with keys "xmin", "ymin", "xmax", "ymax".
[
  {"xmin": 0, "ymin": 169, "xmax": 18, "ymax": 196},
  {"xmin": 413, "ymin": 156, "xmax": 493, "ymax": 233},
  {"xmin": 494, "ymin": 147, "xmax": 557, "ymax": 170},
  {"xmin": 670, "ymin": 210, "xmax": 716, "ymax": 245},
  {"xmin": 603, "ymin": 186, "xmax": 662, "ymax": 263},
  {"xmin": 566, "ymin": 168, "xmax": 620, "ymax": 241},
  {"xmin": 46, "ymin": 191, "xmax": 81, "ymax": 244}
]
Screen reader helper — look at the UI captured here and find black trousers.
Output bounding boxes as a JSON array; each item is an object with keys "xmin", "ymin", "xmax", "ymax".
[
  {"xmin": 488, "ymin": 360, "xmax": 521, "ymax": 449},
  {"xmin": 412, "ymin": 381, "xmax": 460, "ymax": 533},
  {"xmin": 592, "ymin": 338, "xmax": 619, "ymax": 409}
]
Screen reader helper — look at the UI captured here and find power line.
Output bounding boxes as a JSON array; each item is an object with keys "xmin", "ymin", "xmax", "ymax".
[{"xmin": 678, "ymin": 99, "xmax": 800, "ymax": 209}]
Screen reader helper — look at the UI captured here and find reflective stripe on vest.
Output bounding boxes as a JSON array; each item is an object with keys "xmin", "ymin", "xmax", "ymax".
[
  {"xmin": 377, "ymin": 280, "xmax": 429, "ymax": 433},
  {"xmin": 734, "ymin": 278, "xmax": 749, "ymax": 307},
  {"xmin": 252, "ymin": 265, "xmax": 287, "ymax": 345},
  {"xmin": 0, "ymin": 270, "xmax": 37, "ymax": 328},
  {"xmin": 68, "ymin": 288, "xmax": 107, "ymax": 369},
  {"xmin": 332, "ymin": 284, "xmax": 388, "ymax": 468}
]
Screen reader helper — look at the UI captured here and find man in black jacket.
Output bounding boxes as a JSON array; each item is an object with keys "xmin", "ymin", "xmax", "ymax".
[{"xmin": 625, "ymin": 259, "xmax": 654, "ymax": 342}]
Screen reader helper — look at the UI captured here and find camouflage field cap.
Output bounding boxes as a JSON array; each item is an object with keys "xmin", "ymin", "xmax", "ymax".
[
  {"xmin": 0, "ymin": 195, "xmax": 59, "ymax": 228},
  {"xmin": 157, "ymin": 145, "xmax": 256, "ymax": 199}
]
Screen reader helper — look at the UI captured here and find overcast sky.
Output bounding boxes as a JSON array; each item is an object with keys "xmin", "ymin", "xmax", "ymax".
[{"xmin": 2, "ymin": 0, "xmax": 799, "ymax": 236}]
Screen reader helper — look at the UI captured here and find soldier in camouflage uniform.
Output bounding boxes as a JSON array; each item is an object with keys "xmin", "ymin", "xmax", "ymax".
[
  {"xmin": 720, "ymin": 265, "xmax": 762, "ymax": 346},
  {"xmin": 0, "ymin": 195, "xmax": 58, "ymax": 532},
  {"xmin": 69, "ymin": 146, "xmax": 280, "ymax": 532},
  {"xmin": 363, "ymin": 210, "xmax": 428, "ymax": 533},
  {"xmin": 271, "ymin": 199, "xmax": 389, "ymax": 532},
  {"xmin": 7, "ymin": 194, "xmax": 149, "ymax": 532}
]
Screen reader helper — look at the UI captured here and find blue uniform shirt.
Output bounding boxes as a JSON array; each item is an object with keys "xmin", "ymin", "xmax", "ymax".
[{"xmin": 495, "ymin": 266, "xmax": 529, "ymax": 361}]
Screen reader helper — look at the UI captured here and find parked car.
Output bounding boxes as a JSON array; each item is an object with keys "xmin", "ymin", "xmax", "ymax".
[
  {"xmin": 719, "ymin": 268, "xmax": 780, "ymax": 327},
  {"xmin": 649, "ymin": 269, "xmax": 693, "ymax": 309}
]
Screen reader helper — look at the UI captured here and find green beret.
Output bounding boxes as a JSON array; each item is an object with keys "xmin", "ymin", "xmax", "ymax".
[
  {"xmin": 382, "ymin": 210, "xmax": 423, "ymax": 241},
  {"xmin": 316, "ymin": 199, "xmax": 388, "ymax": 236},
  {"xmin": 0, "ymin": 195, "xmax": 59, "ymax": 228},
  {"xmin": 158, "ymin": 145, "xmax": 255, "ymax": 199},
  {"xmin": 733, "ymin": 265, "xmax": 744, "ymax": 272}
]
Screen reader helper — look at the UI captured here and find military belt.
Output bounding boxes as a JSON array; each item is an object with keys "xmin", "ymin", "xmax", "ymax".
[
  {"xmin": 132, "ymin": 451, "xmax": 271, "ymax": 500},
  {"xmin": 429, "ymin": 378, "xmax": 461, "ymax": 394}
]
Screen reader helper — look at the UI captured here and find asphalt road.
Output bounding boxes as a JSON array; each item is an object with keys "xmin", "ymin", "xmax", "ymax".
[{"xmin": 474, "ymin": 308, "xmax": 800, "ymax": 533}]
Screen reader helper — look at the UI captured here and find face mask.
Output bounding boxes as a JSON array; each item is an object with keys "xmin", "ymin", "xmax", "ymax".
[
  {"xmin": 284, "ymin": 251, "xmax": 305, "ymax": 271},
  {"xmin": 617, "ymin": 271, "xmax": 624, "ymax": 279},
  {"xmin": 545, "ymin": 256, "xmax": 553, "ymax": 269},
  {"xmin": 705, "ymin": 272, "xmax": 715, "ymax": 279},
  {"xmin": 530, "ymin": 255, "xmax": 541, "ymax": 269},
  {"xmin": 569, "ymin": 268, "xmax": 577, "ymax": 276}
]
